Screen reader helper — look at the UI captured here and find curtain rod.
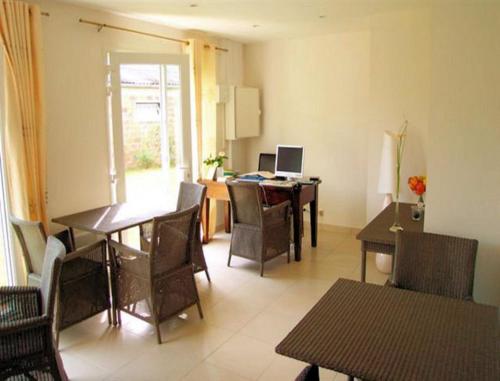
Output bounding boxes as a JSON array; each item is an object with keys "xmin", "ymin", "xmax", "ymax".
[{"xmin": 79, "ymin": 18, "xmax": 228, "ymax": 52}]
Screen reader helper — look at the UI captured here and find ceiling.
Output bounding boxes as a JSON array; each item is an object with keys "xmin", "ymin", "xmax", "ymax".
[{"xmin": 58, "ymin": 0, "xmax": 429, "ymax": 43}]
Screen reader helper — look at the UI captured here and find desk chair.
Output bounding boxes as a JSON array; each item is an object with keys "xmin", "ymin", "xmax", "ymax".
[
  {"xmin": 226, "ymin": 181, "xmax": 291, "ymax": 276},
  {"xmin": 258, "ymin": 153, "xmax": 276, "ymax": 173},
  {"xmin": 390, "ymin": 231, "xmax": 478, "ymax": 300}
]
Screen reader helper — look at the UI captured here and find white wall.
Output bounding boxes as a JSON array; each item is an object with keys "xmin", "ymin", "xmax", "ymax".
[
  {"xmin": 244, "ymin": 9, "xmax": 430, "ymax": 228},
  {"xmin": 244, "ymin": 3, "xmax": 500, "ymax": 305},
  {"xmin": 34, "ymin": 0, "xmax": 242, "ymax": 231},
  {"xmin": 425, "ymin": 3, "xmax": 500, "ymax": 306}
]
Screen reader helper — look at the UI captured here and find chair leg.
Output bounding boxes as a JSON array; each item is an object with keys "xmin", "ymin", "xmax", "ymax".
[
  {"xmin": 196, "ymin": 300, "xmax": 204, "ymax": 319},
  {"xmin": 260, "ymin": 262, "xmax": 264, "ymax": 277},
  {"xmin": 287, "ymin": 247, "xmax": 291, "ymax": 263},
  {"xmin": 227, "ymin": 252, "xmax": 232, "ymax": 267},
  {"xmin": 205, "ymin": 269, "xmax": 211, "ymax": 282},
  {"xmin": 155, "ymin": 322, "xmax": 162, "ymax": 344}
]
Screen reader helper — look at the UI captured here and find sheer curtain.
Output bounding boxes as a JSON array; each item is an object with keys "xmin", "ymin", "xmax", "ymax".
[
  {"xmin": 0, "ymin": 0, "xmax": 46, "ymax": 282},
  {"xmin": 185, "ymin": 39, "xmax": 218, "ymax": 237}
]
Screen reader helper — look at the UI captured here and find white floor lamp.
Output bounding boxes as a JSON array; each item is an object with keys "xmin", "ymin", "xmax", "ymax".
[{"xmin": 376, "ymin": 131, "xmax": 396, "ymax": 274}]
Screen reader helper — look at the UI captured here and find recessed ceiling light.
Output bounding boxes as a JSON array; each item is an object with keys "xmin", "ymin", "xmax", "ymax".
[{"xmin": 252, "ymin": 24, "xmax": 260, "ymax": 28}]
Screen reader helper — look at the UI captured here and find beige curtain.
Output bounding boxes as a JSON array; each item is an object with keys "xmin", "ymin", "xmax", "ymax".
[
  {"xmin": 0, "ymin": 0, "xmax": 46, "ymax": 226},
  {"xmin": 184, "ymin": 39, "xmax": 218, "ymax": 237}
]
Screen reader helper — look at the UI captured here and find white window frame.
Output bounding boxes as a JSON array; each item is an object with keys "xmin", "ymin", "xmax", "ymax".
[{"xmin": 0, "ymin": 45, "xmax": 15, "ymax": 285}]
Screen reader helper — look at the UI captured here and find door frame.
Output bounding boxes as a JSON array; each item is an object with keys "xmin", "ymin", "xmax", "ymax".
[{"xmin": 108, "ymin": 52, "xmax": 192, "ymax": 203}]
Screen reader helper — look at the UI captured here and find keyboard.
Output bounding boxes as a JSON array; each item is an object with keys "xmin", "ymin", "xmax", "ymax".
[{"xmin": 260, "ymin": 179, "xmax": 296, "ymax": 188}]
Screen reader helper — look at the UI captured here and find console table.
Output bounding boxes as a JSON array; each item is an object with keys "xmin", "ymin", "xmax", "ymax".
[
  {"xmin": 198, "ymin": 179, "xmax": 321, "ymax": 261},
  {"xmin": 356, "ymin": 202, "xmax": 424, "ymax": 282}
]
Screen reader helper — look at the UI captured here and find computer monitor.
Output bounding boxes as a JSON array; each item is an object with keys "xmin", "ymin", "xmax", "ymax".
[
  {"xmin": 275, "ymin": 145, "xmax": 304, "ymax": 178},
  {"xmin": 258, "ymin": 153, "xmax": 276, "ymax": 173}
]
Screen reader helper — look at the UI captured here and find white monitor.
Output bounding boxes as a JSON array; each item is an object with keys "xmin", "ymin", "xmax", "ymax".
[{"xmin": 275, "ymin": 145, "xmax": 304, "ymax": 178}]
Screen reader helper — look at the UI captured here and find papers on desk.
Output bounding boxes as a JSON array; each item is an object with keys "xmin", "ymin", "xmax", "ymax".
[{"xmin": 238, "ymin": 171, "xmax": 275, "ymax": 182}]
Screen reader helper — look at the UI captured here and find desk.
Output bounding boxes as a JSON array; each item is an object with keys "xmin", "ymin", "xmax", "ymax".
[
  {"xmin": 276, "ymin": 279, "xmax": 499, "ymax": 381},
  {"xmin": 198, "ymin": 179, "xmax": 320, "ymax": 261},
  {"xmin": 356, "ymin": 202, "xmax": 424, "ymax": 282},
  {"xmin": 53, "ymin": 203, "xmax": 169, "ymax": 324}
]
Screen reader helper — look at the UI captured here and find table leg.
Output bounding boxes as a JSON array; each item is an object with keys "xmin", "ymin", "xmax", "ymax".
[
  {"xmin": 68, "ymin": 227, "xmax": 76, "ymax": 249},
  {"xmin": 106, "ymin": 235, "xmax": 118, "ymax": 326},
  {"xmin": 310, "ymin": 185, "xmax": 318, "ymax": 247},
  {"xmin": 202, "ymin": 197, "xmax": 210, "ymax": 244},
  {"xmin": 292, "ymin": 194, "xmax": 302, "ymax": 261},
  {"xmin": 361, "ymin": 242, "xmax": 367, "ymax": 282},
  {"xmin": 224, "ymin": 201, "xmax": 231, "ymax": 233}
]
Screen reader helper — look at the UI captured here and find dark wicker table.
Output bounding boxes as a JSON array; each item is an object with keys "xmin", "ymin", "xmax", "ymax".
[
  {"xmin": 356, "ymin": 202, "xmax": 424, "ymax": 282},
  {"xmin": 276, "ymin": 279, "xmax": 499, "ymax": 381},
  {"xmin": 53, "ymin": 203, "xmax": 169, "ymax": 324}
]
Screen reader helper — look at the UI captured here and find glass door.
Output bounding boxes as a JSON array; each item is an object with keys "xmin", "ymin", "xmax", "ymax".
[
  {"xmin": 0, "ymin": 46, "xmax": 14, "ymax": 285},
  {"xmin": 108, "ymin": 53, "xmax": 192, "ymax": 210}
]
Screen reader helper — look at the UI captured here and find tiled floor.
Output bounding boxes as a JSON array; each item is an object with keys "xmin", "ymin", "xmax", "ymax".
[{"xmin": 59, "ymin": 228, "xmax": 389, "ymax": 380}]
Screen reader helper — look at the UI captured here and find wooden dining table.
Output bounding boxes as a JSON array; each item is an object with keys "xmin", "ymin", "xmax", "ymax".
[
  {"xmin": 276, "ymin": 279, "xmax": 499, "ymax": 381},
  {"xmin": 52, "ymin": 202, "xmax": 170, "ymax": 324}
]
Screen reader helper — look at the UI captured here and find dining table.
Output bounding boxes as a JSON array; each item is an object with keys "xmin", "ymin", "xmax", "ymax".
[
  {"xmin": 276, "ymin": 278, "xmax": 499, "ymax": 381},
  {"xmin": 52, "ymin": 202, "xmax": 170, "ymax": 324}
]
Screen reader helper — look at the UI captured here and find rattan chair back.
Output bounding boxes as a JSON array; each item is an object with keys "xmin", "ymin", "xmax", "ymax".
[
  {"xmin": 177, "ymin": 182, "xmax": 207, "ymax": 220},
  {"xmin": 394, "ymin": 231, "xmax": 478, "ymax": 300},
  {"xmin": 149, "ymin": 205, "xmax": 199, "ymax": 276},
  {"xmin": 10, "ymin": 216, "xmax": 47, "ymax": 277},
  {"xmin": 41, "ymin": 237, "xmax": 66, "ymax": 317},
  {"xmin": 226, "ymin": 181, "xmax": 263, "ymax": 227}
]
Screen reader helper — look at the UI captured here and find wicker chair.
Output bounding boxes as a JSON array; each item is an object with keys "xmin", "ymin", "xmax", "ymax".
[
  {"xmin": 56, "ymin": 240, "xmax": 111, "ymax": 343},
  {"xmin": 226, "ymin": 181, "xmax": 291, "ymax": 277},
  {"xmin": 140, "ymin": 182, "xmax": 210, "ymax": 281},
  {"xmin": 10, "ymin": 217, "xmax": 111, "ymax": 345},
  {"xmin": 295, "ymin": 365, "xmax": 320, "ymax": 381},
  {"xmin": 0, "ymin": 237, "xmax": 68, "ymax": 380},
  {"xmin": 390, "ymin": 231, "xmax": 478, "ymax": 300},
  {"xmin": 110, "ymin": 205, "xmax": 203, "ymax": 344},
  {"xmin": 10, "ymin": 217, "xmax": 73, "ymax": 287}
]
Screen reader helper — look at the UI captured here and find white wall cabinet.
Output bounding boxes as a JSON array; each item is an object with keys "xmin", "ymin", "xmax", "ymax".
[{"xmin": 222, "ymin": 86, "xmax": 260, "ymax": 140}]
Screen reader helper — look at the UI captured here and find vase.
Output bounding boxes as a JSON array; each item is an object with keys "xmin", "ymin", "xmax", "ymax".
[
  {"xmin": 417, "ymin": 194, "xmax": 425, "ymax": 209},
  {"xmin": 389, "ymin": 198, "xmax": 404, "ymax": 232},
  {"xmin": 216, "ymin": 167, "xmax": 224, "ymax": 178}
]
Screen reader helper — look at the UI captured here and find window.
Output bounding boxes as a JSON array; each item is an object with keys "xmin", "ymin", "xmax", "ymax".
[
  {"xmin": 134, "ymin": 102, "xmax": 160, "ymax": 123},
  {"xmin": 0, "ymin": 46, "xmax": 13, "ymax": 285}
]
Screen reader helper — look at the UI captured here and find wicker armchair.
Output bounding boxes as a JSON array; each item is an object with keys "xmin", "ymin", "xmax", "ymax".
[
  {"xmin": 140, "ymin": 182, "xmax": 210, "ymax": 281},
  {"xmin": 0, "ymin": 237, "xmax": 68, "ymax": 380},
  {"xmin": 110, "ymin": 205, "xmax": 203, "ymax": 344},
  {"xmin": 56, "ymin": 240, "xmax": 111, "ymax": 343},
  {"xmin": 10, "ymin": 217, "xmax": 111, "ymax": 345},
  {"xmin": 390, "ymin": 231, "xmax": 478, "ymax": 300},
  {"xmin": 226, "ymin": 181, "xmax": 291, "ymax": 277},
  {"xmin": 10, "ymin": 217, "xmax": 74, "ymax": 287}
]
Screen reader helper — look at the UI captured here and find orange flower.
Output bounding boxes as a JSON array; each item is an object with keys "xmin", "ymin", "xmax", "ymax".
[{"xmin": 408, "ymin": 175, "xmax": 426, "ymax": 195}]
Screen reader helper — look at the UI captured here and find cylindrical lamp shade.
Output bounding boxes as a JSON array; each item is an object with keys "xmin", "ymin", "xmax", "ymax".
[{"xmin": 378, "ymin": 131, "xmax": 396, "ymax": 195}]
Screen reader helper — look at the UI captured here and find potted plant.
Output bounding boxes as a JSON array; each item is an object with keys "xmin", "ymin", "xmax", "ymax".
[{"xmin": 203, "ymin": 152, "xmax": 228, "ymax": 179}]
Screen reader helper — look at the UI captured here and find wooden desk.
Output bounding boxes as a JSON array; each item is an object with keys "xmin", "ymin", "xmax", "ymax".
[
  {"xmin": 276, "ymin": 279, "xmax": 499, "ymax": 381},
  {"xmin": 198, "ymin": 179, "xmax": 320, "ymax": 261},
  {"xmin": 356, "ymin": 202, "xmax": 424, "ymax": 282}
]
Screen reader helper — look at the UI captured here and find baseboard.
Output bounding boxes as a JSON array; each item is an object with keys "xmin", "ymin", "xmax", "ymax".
[{"xmin": 311, "ymin": 222, "xmax": 361, "ymax": 235}]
